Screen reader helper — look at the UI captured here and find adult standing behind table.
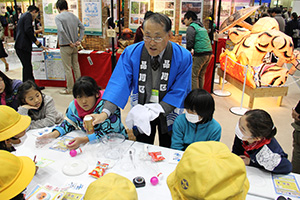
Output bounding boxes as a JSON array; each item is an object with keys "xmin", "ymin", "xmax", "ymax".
[
  {"xmin": 89, "ymin": 13, "xmax": 192, "ymax": 148},
  {"xmin": 55, "ymin": 0, "xmax": 85, "ymax": 95},
  {"xmin": 14, "ymin": 5, "xmax": 47, "ymax": 83},
  {"xmin": 183, "ymin": 11, "xmax": 212, "ymax": 89}
]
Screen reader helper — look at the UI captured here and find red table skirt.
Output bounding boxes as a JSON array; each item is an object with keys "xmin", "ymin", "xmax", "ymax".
[
  {"xmin": 36, "ymin": 52, "xmax": 116, "ymax": 89},
  {"xmin": 212, "ymin": 38, "xmax": 226, "ymax": 63},
  {"xmin": 203, "ymin": 54, "xmax": 215, "ymax": 93}
]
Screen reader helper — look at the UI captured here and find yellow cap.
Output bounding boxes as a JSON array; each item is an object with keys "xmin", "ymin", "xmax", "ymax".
[
  {"xmin": 0, "ymin": 150, "xmax": 36, "ymax": 199},
  {"xmin": 0, "ymin": 105, "xmax": 31, "ymax": 141},
  {"xmin": 84, "ymin": 173, "xmax": 138, "ymax": 200},
  {"xmin": 167, "ymin": 141, "xmax": 249, "ymax": 200}
]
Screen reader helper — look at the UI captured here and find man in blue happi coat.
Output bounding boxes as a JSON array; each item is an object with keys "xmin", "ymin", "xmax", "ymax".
[{"xmin": 91, "ymin": 13, "xmax": 192, "ymax": 147}]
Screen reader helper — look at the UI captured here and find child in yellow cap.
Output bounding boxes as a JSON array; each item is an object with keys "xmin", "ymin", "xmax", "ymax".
[
  {"xmin": 167, "ymin": 141, "xmax": 249, "ymax": 200},
  {"xmin": 0, "ymin": 105, "xmax": 31, "ymax": 152},
  {"xmin": 0, "ymin": 150, "xmax": 36, "ymax": 200},
  {"xmin": 84, "ymin": 173, "xmax": 138, "ymax": 200}
]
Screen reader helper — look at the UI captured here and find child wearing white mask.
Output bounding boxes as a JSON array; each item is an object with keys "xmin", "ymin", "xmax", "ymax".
[
  {"xmin": 171, "ymin": 89, "xmax": 221, "ymax": 151},
  {"xmin": 232, "ymin": 109, "xmax": 292, "ymax": 174}
]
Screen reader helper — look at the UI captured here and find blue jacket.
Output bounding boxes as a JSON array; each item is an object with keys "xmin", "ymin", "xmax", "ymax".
[
  {"xmin": 103, "ymin": 41, "xmax": 192, "ymax": 110},
  {"xmin": 171, "ymin": 114, "xmax": 221, "ymax": 151},
  {"xmin": 53, "ymin": 99, "xmax": 127, "ymax": 142},
  {"xmin": 232, "ymin": 136, "xmax": 292, "ymax": 174}
]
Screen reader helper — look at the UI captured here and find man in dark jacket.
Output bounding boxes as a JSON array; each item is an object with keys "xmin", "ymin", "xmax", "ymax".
[{"xmin": 14, "ymin": 5, "xmax": 46, "ymax": 82}]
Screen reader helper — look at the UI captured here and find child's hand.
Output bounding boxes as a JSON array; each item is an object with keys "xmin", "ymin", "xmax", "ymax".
[
  {"xmin": 239, "ymin": 155, "xmax": 250, "ymax": 165},
  {"xmin": 67, "ymin": 137, "xmax": 89, "ymax": 150},
  {"xmin": 22, "ymin": 104, "xmax": 39, "ymax": 110},
  {"xmin": 38, "ymin": 131, "xmax": 60, "ymax": 140},
  {"xmin": 90, "ymin": 113, "xmax": 108, "ymax": 126},
  {"xmin": 36, "ymin": 131, "xmax": 59, "ymax": 148}
]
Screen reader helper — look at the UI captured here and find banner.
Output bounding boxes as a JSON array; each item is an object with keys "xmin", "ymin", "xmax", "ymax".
[
  {"xmin": 179, "ymin": 0, "xmax": 203, "ymax": 33},
  {"xmin": 43, "ymin": 0, "xmax": 78, "ymax": 33},
  {"xmin": 81, "ymin": 0, "xmax": 102, "ymax": 35},
  {"xmin": 154, "ymin": 0, "xmax": 176, "ymax": 32},
  {"xmin": 129, "ymin": 0, "xmax": 150, "ymax": 31}
]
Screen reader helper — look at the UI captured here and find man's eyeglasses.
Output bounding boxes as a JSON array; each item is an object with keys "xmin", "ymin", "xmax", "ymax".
[{"xmin": 144, "ymin": 36, "xmax": 163, "ymax": 43}]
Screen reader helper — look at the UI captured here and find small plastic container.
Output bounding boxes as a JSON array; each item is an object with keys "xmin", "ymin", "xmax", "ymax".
[{"xmin": 84, "ymin": 116, "xmax": 94, "ymax": 134}]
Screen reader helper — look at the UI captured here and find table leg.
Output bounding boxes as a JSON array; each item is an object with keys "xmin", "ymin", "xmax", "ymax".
[
  {"xmin": 248, "ymin": 96, "xmax": 254, "ymax": 109},
  {"xmin": 277, "ymin": 96, "xmax": 283, "ymax": 106}
]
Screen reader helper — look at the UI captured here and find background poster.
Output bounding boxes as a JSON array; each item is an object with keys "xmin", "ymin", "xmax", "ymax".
[
  {"xmin": 154, "ymin": 0, "xmax": 176, "ymax": 32},
  {"xmin": 129, "ymin": 0, "xmax": 150, "ymax": 31},
  {"xmin": 44, "ymin": 50, "xmax": 65, "ymax": 80},
  {"xmin": 81, "ymin": 0, "xmax": 102, "ymax": 35},
  {"xmin": 208, "ymin": 0, "xmax": 231, "ymax": 27},
  {"xmin": 32, "ymin": 51, "xmax": 47, "ymax": 80},
  {"xmin": 179, "ymin": 0, "xmax": 203, "ymax": 33},
  {"xmin": 43, "ymin": 0, "xmax": 78, "ymax": 33},
  {"xmin": 234, "ymin": 0, "xmax": 250, "ymax": 12}
]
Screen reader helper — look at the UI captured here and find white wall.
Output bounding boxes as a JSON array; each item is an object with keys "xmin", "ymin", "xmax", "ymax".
[{"xmin": 293, "ymin": 0, "xmax": 300, "ymax": 14}]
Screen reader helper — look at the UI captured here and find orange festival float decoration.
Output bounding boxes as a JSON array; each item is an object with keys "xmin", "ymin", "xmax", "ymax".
[{"xmin": 219, "ymin": 6, "xmax": 300, "ymax": 88}]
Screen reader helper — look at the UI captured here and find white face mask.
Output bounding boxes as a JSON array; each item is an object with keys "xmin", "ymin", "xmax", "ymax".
[
  {"xmin": 185, "ymin": 112, "xmax": 201, "ymax": 123},
  {"xmin": 12, "ymin": 134, "xmax": 27, "ymax": 148},
  {"xmin": 235, "ymin": 122, "xmax": 251, "ymax": 141}
]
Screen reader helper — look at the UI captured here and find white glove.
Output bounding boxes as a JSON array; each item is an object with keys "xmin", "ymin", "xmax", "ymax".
[{"xmin": 125, "ymin": 103, "xmax": 164, "ymax": 136}]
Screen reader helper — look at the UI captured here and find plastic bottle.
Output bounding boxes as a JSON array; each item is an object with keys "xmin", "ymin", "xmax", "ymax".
[{"xmin": 70, "ymin": 148, "xmax": 83, "ymax": 157}]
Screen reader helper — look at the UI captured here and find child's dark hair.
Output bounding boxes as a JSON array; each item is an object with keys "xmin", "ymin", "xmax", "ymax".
[
  {"xmin": 244, "ymin": 109, "xmax": 276, "ymax": 139},
  {"xmin": 17, "ymin": 80, "xmax": 43, "ymax": 106},
  {"xmin": 0, "ymin": 71, "xmax": 13, "ymax": 97},
  {"xmin": 0, "ymin": 141, "xmax": 15, "ymax": 152},
  {"xmin": 73, "ymin": 76, "xmax": 100, "ymax": 98},
  {"xmin": 184, "ymin": 89, "xmax": 215, "ymax": 123}
]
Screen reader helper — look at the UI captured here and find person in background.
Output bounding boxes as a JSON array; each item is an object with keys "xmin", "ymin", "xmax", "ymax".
[
  {"xmin": 117, "ymin": 11, "xmax": 124, "ymax": 29},
  {"xmin": 38, "ymin": 76, "xmax": 127, "ymax": 150},
  {"xmin": 0, "ymin": 22, "xmax": 9, "ymax": 71},
  {"xmin": 5, "ymin": 6, "xmax": 14, "ymax": 38},
  {"xmin": 91, "ymin": 13, "xmax": 192, "ymax": 148},
  {"xmin": 0, "ymin": 150, "xmax": 36, "ymax": 200},
  {"xmin": 171, "ymin": 89, "xmax": 221, "ymax": 151},
  {"xmin": 232, "ymin": 109, "xmax": 292, "ymax": 174},
  {"xmin": 55, "ymin": 0, "xmax": 85, "ymax": 95},
  {"xmin": 0, "ymin": 105, "xmax": 31, "ymax": 152},
  {"xmin": 13, "ymin": 7, "xmax": 22, "ymax": 40},
  {"xmin": 0, "ymin": 71, "xmax": 22, "ymax": 110},
  {"xmin": 291, "ymin": 100, "xmax": 300, "ymax": 173},
  {"xmin": 13, "ymin": 7, "xmax": 22, "ymax": 25},
  {"xmin": 34, "ymin": 13, "xmax": 43, "ymax": 36},
  {"xmin": 14, "ymin": 5, "xmax": 47, "ymax": 83},
  {"xmin": 17, "ymin": 80, "xmax": 64, "ymax": 130},
  {"xmin": 183, "ymin": 11, "xmax": 212, "ymax": 89},
  {"xmin": 167, "ymin": 141, "xmax": 249, "ymax": 199},
  {"xmin": 285, "ymin": 12, "xmax": 299, "ymax": 48},
  {"xmin": 84, "ymin": 173, "xmax": 138, "ymax": 200},
  {"xmin": 134, "ymin": 11, "xmax": 154, "ymax": 43},
  {"xmin": 271, "ymin": 7, "xmax": 285, "ymax": 32}
]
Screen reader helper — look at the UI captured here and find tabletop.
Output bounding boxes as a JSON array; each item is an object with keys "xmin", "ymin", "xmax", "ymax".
[{"xmin": 13, "ymin": 127, "xmax": 300, "ymax": 200}]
